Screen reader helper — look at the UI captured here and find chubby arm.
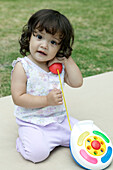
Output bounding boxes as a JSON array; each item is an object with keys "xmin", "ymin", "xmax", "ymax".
[
  {"xmin": 11, "ymin": 62, "xmax": 63, "ymax": 108},
  {"xmin": 64, "ymin": 57, "xmax": 83, "ymax": 88}
]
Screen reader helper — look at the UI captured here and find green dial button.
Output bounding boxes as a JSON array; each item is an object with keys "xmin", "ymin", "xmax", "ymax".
[{"xmin": 93, "ymin": 131, "xmax": 110, "ymax": 143}]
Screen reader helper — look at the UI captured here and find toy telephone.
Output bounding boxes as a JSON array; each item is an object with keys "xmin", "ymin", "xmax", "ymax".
[{"xmin": 49, "ymin": 63, "xmax": 113, "ymax": 170}]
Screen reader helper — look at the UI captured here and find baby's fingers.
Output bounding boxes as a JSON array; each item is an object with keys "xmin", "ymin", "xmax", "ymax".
[{"xmin": 57, "ymin": 94, "xmax": 63, "ymax": 104}]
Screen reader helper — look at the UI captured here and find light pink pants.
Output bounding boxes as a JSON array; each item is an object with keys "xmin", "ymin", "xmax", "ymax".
[{"xmin": 16, "ymin": 116, "xmax": 78, "ymax": 163}]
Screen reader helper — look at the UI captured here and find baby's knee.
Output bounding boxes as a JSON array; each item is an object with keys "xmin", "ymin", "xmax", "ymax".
[
  {"xmin": 18, "ymin": 127, "xmax": 50, "ymax": 163},
  {"xmin": 28, "ymin": 143, "xmax": 50, "ymax": 163}
]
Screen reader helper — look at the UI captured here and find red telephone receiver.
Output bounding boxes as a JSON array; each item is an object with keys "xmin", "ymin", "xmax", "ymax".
[{"xmin": 49, "ymin": 63, "xmax": 62, "ymax": 74}]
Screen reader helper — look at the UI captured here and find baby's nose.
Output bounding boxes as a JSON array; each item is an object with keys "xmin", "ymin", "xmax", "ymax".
[{"xmin": 41, "ymin": 40, "xmax": 48, "ymax": 49}]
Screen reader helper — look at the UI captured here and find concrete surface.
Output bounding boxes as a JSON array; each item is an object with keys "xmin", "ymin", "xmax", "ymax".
[{"xmin": 0, "ymin": 71, "xmax": 113, "ymax": 170}]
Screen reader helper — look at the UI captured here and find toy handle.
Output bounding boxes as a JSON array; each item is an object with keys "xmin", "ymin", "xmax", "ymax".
[
  {"xmin": 49, "ymin": 63, "xmax": 62, "ymax": 74},
  {"xmin": 49, "ymin": 62, "xmax": 72, "ymax": 131}
]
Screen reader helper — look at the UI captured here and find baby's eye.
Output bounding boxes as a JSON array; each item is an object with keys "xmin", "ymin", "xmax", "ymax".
[
  {"xmin": 51, "ymin": 40, "xmax": 57, "ymax": 45},
  {"xmin": 37, "ymin": 34, "xmax": 42, "ymax": 39}
]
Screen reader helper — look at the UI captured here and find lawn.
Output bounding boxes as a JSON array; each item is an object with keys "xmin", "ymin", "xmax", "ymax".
[{"xmin": 0, "ymin": 0, "xmax": 113, "ymax": 97}]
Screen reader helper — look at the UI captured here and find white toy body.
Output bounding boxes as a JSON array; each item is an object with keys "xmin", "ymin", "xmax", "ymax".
[{"xmin": 70, "ymin": 120, "xmax": 113, "ymax": 170}]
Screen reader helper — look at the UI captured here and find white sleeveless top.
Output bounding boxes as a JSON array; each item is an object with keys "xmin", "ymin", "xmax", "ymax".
[{"xmin": 12, "ymin": 57, "xmax": 66, "ymax": 126}]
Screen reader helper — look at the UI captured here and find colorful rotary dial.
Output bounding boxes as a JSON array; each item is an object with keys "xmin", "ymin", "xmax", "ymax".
[{"xmin": 70, "ymin": 120, "xmax": 113, "ymax": 170}]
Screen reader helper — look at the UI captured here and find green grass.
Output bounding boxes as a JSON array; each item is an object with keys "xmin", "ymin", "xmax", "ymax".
[{"xmin": 0, "ymin": 0, "xmax": 113, "ymax": 97}]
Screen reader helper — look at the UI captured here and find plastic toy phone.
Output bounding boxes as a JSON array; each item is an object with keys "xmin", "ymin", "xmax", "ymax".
[
  {"xmin": 49, "ymin": 63, "xmax": 113, "ymax": 169},
  {"xmin": 70, "ymin": 120, "xmax": 113, "ymax": 170}
]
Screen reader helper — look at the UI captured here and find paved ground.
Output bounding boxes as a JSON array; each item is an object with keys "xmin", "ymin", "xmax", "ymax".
[{"xmin": 0, "ymin": 71, "xmax": 113, "ymax": 170}]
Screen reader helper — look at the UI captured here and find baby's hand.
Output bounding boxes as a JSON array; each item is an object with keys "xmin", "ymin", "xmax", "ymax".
[
  {"xmin": 46, "ymin": 88, "xmax": 63, "ymax": 106},
  {"xmin": 48, "ymin": 57, "xmax": 65, "ymax": 67}
]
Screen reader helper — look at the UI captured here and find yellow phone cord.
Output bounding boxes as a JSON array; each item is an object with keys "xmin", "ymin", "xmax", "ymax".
[{"xmin": 57, "ymin": 69, "xmax": 72, "ymax": 131}]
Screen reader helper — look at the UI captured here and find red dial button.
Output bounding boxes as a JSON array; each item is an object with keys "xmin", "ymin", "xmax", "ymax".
[{"xmin": 91, "ymin": 140, "xmax": 101, "ymax": 150}]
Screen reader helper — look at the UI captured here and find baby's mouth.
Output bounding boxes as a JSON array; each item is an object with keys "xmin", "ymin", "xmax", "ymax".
[{"xmin": 37, "ymin": 50, "xmax": 47, "ymax": 56}]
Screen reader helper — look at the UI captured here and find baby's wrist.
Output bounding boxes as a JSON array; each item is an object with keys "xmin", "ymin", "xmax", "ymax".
[
  {"xmin": 45, "ymin": 95, "xmax": 49, "ymax": 107},
  {"xmin": 64, "ymin": 57, "xmax": 69, "ymax": 67},
  {"xmin": 64, "ymin": 56, "xmax": 73, "ymax": 64}
]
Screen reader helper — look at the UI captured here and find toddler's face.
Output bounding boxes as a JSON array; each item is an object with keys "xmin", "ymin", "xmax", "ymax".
[{"xmin": 29, "ymin": 29, "xmax": 61, "ymax": 63}]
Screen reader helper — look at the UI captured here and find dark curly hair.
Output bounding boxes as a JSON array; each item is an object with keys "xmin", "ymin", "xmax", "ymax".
[{"xmin": 19, "ymin": 9, "xmax": 74, "ymax": 59}]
